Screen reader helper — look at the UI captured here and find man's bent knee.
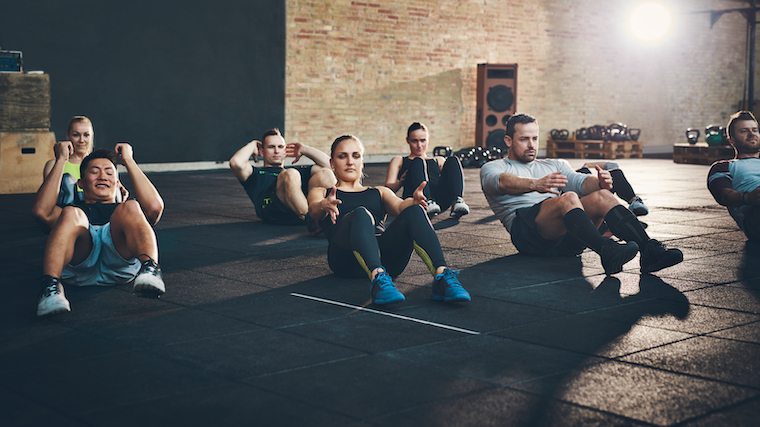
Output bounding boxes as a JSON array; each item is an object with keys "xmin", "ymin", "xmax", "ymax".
[
  {"xmin": 277, "ymin": 168, "xmax": 301, "ymax": 185},
  {"xmin": 310, "ymin": 169, "xmax": 336, "ymax": 188},
  {"xmin": 57, "ymin": 206, "xmax": 89, "ymax": 228}
]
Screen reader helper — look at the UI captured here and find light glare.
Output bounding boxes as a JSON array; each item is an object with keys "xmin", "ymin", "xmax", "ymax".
[{"xmin": 629, "ymin": 2, "xmax": 672, "ymax": 42}]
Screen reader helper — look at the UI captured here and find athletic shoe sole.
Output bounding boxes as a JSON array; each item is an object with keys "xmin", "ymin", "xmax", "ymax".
[
  {"xmin": 642, "ymin": 251, "xmax": 684, "ymax": 273},
  {"xmin": 133, "ymin": 274, "xmax": 165, "ymax": 295},
  {"xmin": 601, "ymin": 242, "xmax": 639, "ymax": 275}
]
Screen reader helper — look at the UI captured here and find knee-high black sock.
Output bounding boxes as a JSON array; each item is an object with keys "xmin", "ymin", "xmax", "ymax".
[
  {"xmin": 605, "ymin": 205, "xmax": 649, "ymax": 246},
  {"xmin": 563, "ymin": 208, "xmax": 612, "ymax": 253},
  {"xmin": 609, "ymin": 169, "xmax": 636, "ymax": 202}
]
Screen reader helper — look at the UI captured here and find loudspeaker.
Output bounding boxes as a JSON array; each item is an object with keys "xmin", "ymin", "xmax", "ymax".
[{"xmin": 475, "ymin": 63, "xmax": 517, "ymax": 150}]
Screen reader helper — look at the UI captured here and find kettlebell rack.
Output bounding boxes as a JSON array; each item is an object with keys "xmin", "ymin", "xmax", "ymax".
[{"xmin": 546, "ymin": 139, "xmax": 643, "ymax": 160}]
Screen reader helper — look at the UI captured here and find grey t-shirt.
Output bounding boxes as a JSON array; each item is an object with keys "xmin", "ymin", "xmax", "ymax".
[{"xmin": 480, "ymin": 158, "xmax": 590, "ymax": 232}]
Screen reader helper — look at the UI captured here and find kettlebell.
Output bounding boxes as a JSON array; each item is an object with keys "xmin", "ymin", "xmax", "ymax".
[
  {"xmin": 608, "ymin": 123, "xmax": 629, "ymax": 141},
  {"xmin": 433, "ymin": 146, "xmax": 452, "ymax": 157},
  {"xmin": 685, "ymin": 128, "xmax": 700, "ymax": 144},
  {"xmin": 705, "ymin": 125, "xmax": 723, "ymax": 146},
  {"xmin": 629, "ymin": 128, "xmax": 641, "ymax": 141}
]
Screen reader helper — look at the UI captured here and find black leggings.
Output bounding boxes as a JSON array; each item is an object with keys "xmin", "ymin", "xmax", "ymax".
[
  {"xmin": 402, "ymin": 157, "xmax": 464, "ymax": 210},
  {"xmin": 328, "ymin": 205, "xmax": 447, "ymax": 279}
]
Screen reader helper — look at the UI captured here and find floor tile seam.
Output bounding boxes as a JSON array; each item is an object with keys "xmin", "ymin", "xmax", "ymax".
[
  {"xmin": 0, "ymin": 346, "xmax": 149, "ymax": 376},
  {"xmin": 495, "ymin": 357, "xmax": 615, "ymax": 389},
  {"xmin": 68, "ymin": 379, "xmax": 249, "ymax": 418},
  {"xmin": 608, "ymin": 333, "xmax": 703, "ymax": 361},
  {"xmin": 230, "ymin": 380, "xmax": 369, "ymax": 424},
  {"xmin": 361, "ymin": 385, "xmax": 511, "ymax": 425},
  {"xmin": 703, "ymin": 320, "xmax": 760, "ymax": 342},
  {"xmin": 248, "ymin": 353, "xmax": 371, "ymax": 380},
  {"xmin": 481, "ymin": 332, "xmax": 624, "ymax": 363},
  {"xmin": 672, "ymin": 394, "xmax": 760, "ymax": 426},
  {"xmin": 682, "ymin": 300, "xmax": 760, "ymax": 316},
  {"xmin": 609, "ymin": 358, "xmax": 760, "ymax": 392},
  {"xmin": 378, "ymin": 333, "xmax": 616, "ymax": 383},
  {"xmin": 494, "ymin": 385, "xmax": 661, "ymax": 427}
]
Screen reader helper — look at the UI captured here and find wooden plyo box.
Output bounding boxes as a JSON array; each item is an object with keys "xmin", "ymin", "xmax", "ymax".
[
  {"xmin": 673, "ymin": 143, "xmax": 735, "ymax": 165},
  {"xmin": 546, "ymin": 139, "xmax": 643, "ymax": 160},
  {"xmin": 0, "ymin": 73, "xmax": 51, "ymax": 131},
  {"xmin": 0, "ymin": 132, "xmax": 54, "ymax": 194}
]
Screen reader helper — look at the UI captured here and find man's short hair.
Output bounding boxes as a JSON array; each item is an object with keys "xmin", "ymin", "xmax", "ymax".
[
  {"xmin": 727, "ymin": 110, "xmax": 758, "ymax": 140},
  {"xmin": 505, "ymin": 114, "xmax": 538, "ymax": 138},
  {"xmin": 407, "ymin": 122, "xmax": 428, "ymax": 138},
  {"xmin": 262, "ymin": 128, "xmax": 283, "ymax": 143},
  {"xmin": 80, "ymin": 149, "xmax": 117, "ymax": 177}
]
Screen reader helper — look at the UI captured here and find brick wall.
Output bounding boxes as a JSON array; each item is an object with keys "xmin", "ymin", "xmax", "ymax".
[{"xmin": 286, "ymin": 0, "xmax": 752, "ymax": 154}]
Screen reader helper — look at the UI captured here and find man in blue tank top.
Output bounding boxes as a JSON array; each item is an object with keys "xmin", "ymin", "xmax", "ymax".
[{"xmin": 35, "ymin": 144, "xmax": 166, "ymax": 316}]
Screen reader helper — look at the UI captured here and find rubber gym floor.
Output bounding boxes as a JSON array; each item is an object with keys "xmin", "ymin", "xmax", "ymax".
[{"xmin": 2, "ymin": 158, "xmax": 760, "ymax": 426}]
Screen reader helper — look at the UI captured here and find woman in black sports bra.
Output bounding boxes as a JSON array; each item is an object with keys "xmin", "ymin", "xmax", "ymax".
[
  {"xmin": 385, "ymin": 122, "xmax": 469, "ymax": 218},
  {"xmin": 308, "ymin": 135, "xmax": 471, "ymax": 305}
]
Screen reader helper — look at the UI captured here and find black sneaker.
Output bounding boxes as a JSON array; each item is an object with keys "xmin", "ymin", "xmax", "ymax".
[
  {"xmin": 640, "ymin": 239, "xmax": 683, "ymax": 273},
  {"xmin": 600, "ymin": 241, "xmax": 639, "ymax": 275},
  {"xmin": 37, "ymin": 276, "xmax": 71, "ymax": 316},
  {"xmin": 133, "ymin": 257, "xmax": 165, "ymax": 295}
]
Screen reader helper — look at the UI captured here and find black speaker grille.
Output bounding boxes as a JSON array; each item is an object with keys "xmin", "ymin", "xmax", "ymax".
[
  {"xmin": 486, "ymin": 85, "xmax": 514, "ymax": 113},
  {"xmin": 486, "ymin": 129, "xmax": 507, "ymax": 152}
]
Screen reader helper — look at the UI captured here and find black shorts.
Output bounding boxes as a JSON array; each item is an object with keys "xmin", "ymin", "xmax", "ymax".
[
  {"xmin": 258, "ymin": 181, "xmax": 303, "ymax": 225},
  {"xmin": 511, "ymin": 201, "xmax": 586, "ymax": 257}
]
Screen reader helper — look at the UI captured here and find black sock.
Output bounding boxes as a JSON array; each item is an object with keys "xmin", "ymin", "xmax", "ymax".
[
  {"xmin": 605, "ymin": 205, "xmax": 649, "ymax": 246},
  {"xmin": 609, "ymin": 169, "xmax": 636, "ymax": 202},
  {"xmin": 563, "ymin": 208, "xmax": 612, "ymax": 253}
]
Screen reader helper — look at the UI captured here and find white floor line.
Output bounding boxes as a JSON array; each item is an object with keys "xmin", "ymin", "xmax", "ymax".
[{"xmin": 291, "ymin": 293, "xmax": 481, "ymax": 335}]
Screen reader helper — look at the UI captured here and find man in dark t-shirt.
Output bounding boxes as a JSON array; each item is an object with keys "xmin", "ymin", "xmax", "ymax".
[{"xmin": 229, "ymin": 128, "xmax": 335, "ymax": 230}]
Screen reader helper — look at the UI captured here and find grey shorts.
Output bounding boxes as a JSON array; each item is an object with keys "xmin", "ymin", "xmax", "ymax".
[{"xmin": 61, "ymin": 223, "xmax": 141, "ymax": 286}]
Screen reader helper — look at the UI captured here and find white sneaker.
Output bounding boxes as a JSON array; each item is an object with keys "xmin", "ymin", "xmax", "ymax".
[
  {"xmin": 629, "ymin": 196, "xmax": 649, "ymax": 216},
  {"xmin": 426, "ymin": 200, "xmax": 441, "ymax": 217},
  {"xmin": 450, "ymin": 197, "xmax": 470, "ymax": 217},
  {"xmin": 37, "ymin": 277, "xmax": 71, "ymax": 316},
  {"xmin": 133, "ymin": 258, "xmax": 165, "ymax": 294}
]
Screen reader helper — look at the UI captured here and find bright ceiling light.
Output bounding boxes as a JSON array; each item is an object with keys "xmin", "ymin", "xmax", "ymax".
[{"xmin": 628, "ymin": 2, "xmax": 672, "ymax": 42}]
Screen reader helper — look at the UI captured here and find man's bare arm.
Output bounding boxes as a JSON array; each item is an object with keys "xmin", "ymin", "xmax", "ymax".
[
  {"xmin": 116, "ymin": 143, "xmax": 164, "ymax": 225},
  {"xmin": 497, "ymin": 171, "xmax": 566, "ymax": 195}
]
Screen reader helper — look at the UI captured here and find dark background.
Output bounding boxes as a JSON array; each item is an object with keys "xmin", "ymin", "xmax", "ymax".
[{"xmin": 0, "ymin": 0, "xmax": 285, "ymax": 163}]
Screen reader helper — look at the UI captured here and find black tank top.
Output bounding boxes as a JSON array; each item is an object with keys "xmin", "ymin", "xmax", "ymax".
[
  {"xmin": 321, "ymin": 187, "xmax": 386, "ymax": 237},
  {"xmin": 398, "ymin": 157, "xmax": 441, "ymax": 189}
]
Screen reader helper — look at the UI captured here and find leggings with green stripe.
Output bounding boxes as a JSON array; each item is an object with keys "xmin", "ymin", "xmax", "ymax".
[{"xmin": 327, "ymin": 205, "xmax": 447, "ymax": 279}]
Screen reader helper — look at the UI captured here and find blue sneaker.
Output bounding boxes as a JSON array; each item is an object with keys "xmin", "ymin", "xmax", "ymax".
[
  {"xmin": 432, "ymin": 269, "xmax": 471, "ymax": 302},
  {"xmin": 370, "ymin": 269, "xmax": 405, "ymax": 305}
]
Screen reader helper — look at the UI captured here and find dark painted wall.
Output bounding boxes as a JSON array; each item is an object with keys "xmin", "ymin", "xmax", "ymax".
[{"xmin": 0, "ymin": 0, "xmax": 285, "ymax": 163}]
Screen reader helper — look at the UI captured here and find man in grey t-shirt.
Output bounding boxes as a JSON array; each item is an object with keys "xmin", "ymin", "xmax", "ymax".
[{"xmin": 480, "ymin": 113, "xmax": 682, "ymax": 275}]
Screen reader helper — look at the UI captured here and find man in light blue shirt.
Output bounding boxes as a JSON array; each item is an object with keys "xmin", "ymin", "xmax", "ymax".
[
  {"xmin": 480, "ymin": 113, "xmax": 682, "ymax": 275},
  {"xmin": 707, "ymin": 110, "xmax": 760, "ymax": 240}
]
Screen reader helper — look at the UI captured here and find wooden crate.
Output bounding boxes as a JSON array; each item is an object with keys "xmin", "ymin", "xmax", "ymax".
[
  {"xmin": 546, "ymin": 139, "xmax": 643, "ymax": 159},
  {"xmin": 672, "ymin": 143, "xmax": 734, "ymax": 165},
  {"xmin": 0, "ymin": 73, "xmax": 51, "ymax": 131}
]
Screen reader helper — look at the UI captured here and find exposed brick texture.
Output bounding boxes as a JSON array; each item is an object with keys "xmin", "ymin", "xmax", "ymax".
[{"xmin": 286, "ymin": 0, "xmax": 753, "ymax": 154}]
